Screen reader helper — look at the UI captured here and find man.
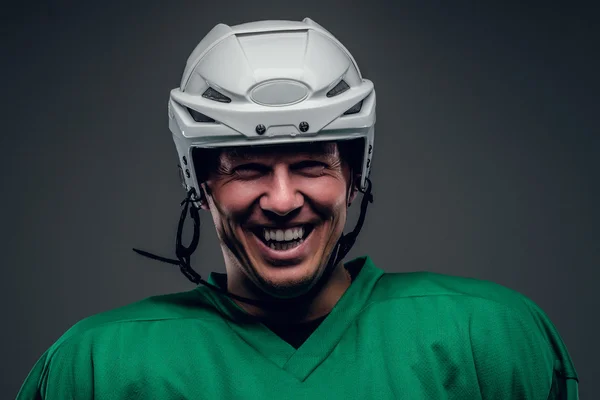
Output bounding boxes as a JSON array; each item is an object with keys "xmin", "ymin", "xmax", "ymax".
[{"xmin": 18, "ymin": 18, "xmax": 578, "ymax": 399}]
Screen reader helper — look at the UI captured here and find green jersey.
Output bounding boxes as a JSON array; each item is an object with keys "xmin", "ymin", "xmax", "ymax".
[{"xmin": 17, "ymin": 256, "xmax": 578, "ymax": 399}]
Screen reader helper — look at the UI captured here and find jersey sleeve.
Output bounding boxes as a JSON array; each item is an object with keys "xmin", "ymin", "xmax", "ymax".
[
  {"xmin": 16, "ymin": 349, "xmax": 48, "ymax": 400},
  {"xmin": 16, "ymin": 337, "xmax": 94, "ymax": 400},
  {"xmin": 469, "ymin": 295, "xmax": 579, "ymax": 399}
]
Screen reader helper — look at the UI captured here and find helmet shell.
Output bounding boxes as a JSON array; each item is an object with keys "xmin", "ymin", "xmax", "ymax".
[{"xmin": 169, "ymin": 18, "xmax": 376, "ymax": 204}]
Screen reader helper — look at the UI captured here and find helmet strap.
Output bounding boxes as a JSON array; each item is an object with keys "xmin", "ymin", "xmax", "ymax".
[{"xmin": 132, "ymin": 178, "xmax": 373, "ymax": 311}]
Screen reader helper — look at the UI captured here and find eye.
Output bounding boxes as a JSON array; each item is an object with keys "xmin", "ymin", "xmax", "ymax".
[
  {"xmin": 293, "ymin": 160, "xmax": 327, "ymax": 175},
  {"xmin": 233, "ymin": 163, "xmax": 269, "ymax": 178}
]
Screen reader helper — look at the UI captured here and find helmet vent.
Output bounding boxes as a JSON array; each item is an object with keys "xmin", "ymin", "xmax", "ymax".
[
  {"xmin": 187, "ymin": 107, "xmax": 216, "ymax": 123},
  {"xmin": 343, "ymin": 100, "xmax": 363, "ymax": 115},
  {"xmin": 202, "ymin": 87, "xmax": 231, "ymax": 103},
  {"xmin": 326, "ymin": 80, "xmax": 350, "ymax": 98}
]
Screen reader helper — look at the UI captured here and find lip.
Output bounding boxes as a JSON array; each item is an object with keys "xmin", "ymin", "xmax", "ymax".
[
  {"xmin": 249, "ymin": 226, "xmax": 315, "ymax": 266},
  {"xmin": 248, "ymin": 223, "xmax": 310, "ymax": 230}
]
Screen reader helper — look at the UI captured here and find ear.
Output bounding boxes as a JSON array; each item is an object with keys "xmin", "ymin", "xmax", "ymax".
[
  {"xmin": 198, "ymin": 183, "xmax": 211, "ymax": 211},
  {"xmin": 347, "ymin": 173, "xmax": 361, "ymax": 207}
]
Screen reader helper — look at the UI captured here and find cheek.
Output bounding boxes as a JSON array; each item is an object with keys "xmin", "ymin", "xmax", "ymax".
[
  {"xmin": 300, "ymin": 177, "xmax": 348, "ymax": 211},
  {"xmin": 212, "ymin": 184, "xmax": 261, "ymax": 216}
]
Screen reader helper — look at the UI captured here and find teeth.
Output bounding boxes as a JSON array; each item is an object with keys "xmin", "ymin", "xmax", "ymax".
[
  {"xmin": 268, "ymin": 239, "xmax": 304, "ymax": 251},
  {"xmin": 263, "ymin": 226, "xmax": 307, "ymax": 242},
  {"xmin": 284, "ymin": 230, "xmax": 294, "ymax": 241}
]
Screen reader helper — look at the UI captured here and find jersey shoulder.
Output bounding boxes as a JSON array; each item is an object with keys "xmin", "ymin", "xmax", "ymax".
[
  {"xmin": 374, "ymin": 269, "xmax": 532, "ymax": 311},
  {"xmin": 50, "ymin": 288, "xmax": 213, "ymax": 354},
  {"xmin": 17, "ymin": 289, "xmax": 215, "ymax": 399},
  {"xmin": 372, "ymin": 269, "xmax": 579, "ymax": 384},
  {"xmin": 374, "ymin": 269, "xmax": 559, "ymax": 339}
]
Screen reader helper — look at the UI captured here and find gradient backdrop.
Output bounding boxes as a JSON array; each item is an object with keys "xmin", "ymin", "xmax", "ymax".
[{"xmin": 3, "ymin": 1, "xmax": 598, "ymax": 398}]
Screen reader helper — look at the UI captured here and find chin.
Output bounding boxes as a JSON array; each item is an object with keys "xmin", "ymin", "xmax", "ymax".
[
  {"xmin": 251, "ymin": 256, "xmax": 320, "ymax": 288},
  {"xmin": 234, "ymin": 223, "xmax": 337, "ymax": 295}
]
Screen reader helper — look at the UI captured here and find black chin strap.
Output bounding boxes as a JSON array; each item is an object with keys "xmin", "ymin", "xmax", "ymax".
[{"xmin": 132, "ymin": 178, "xmax": 373, "ymax": 311}]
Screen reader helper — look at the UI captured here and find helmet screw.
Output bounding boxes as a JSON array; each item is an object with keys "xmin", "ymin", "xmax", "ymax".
[
  {"xmin": 185, "ymin": 169, "xmax": 191, "ymax": 178},
  {"xmin": 299, "ymin": 121, "xmax": 309, "ymax": 132},
  {"xmin": 182, "ymin": 156, "xmax": 187, "ymax": 165},
  {"xmin": 256, "ymin": 124, "xmax": 266, "ymax": 135}
]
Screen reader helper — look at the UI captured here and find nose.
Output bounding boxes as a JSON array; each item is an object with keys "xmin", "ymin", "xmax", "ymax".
[{"xmin": 259, "ymin": 166, "xmax": 304, "ymax": 216}]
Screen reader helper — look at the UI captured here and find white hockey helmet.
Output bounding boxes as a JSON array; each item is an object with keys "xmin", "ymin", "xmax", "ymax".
[{"xmin": 169, "ymin": 17, "xmax": 376, "ymax": 205}]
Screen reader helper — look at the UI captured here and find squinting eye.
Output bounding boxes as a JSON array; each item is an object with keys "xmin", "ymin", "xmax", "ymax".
[
  {"xmin": 294, "ymin": 161, "xmax": 326, "ymax": 174},
  {"xmin": 233, "ymin": 163, "xmax": 269, "ymax": 178}
]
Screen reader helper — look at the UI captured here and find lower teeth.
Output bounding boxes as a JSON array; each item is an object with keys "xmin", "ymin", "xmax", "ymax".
[{"xmin": 269, "ymin": 239, "xmax": 304, "ymax": 251}]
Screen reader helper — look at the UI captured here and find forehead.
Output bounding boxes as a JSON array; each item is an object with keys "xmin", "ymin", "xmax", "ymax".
[{"xmin": 219, "ymin": 141, "xmax": 340, "ymax": 163}]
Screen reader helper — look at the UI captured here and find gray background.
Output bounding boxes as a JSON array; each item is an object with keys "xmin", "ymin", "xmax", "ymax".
[{"xmin": 3, "ymin": 1, "xmax": 598, "ymax": 398}]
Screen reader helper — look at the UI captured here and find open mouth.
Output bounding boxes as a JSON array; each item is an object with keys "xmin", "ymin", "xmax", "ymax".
[{"xmin": 250, "ymin": 224, "xmax": 315, "ymax": 251}]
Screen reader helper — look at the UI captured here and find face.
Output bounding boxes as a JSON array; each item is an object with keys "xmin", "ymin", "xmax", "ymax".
[{"xmin": 200, "ymin": 142, "xmax": 358, "ymax": 300}]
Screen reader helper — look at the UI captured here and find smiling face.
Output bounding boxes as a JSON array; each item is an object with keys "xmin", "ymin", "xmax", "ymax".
[{"xmin": 197, "ymin": 141, "xmax": 359, "ymax": 307}]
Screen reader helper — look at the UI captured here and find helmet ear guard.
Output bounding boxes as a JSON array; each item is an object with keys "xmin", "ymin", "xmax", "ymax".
[{"xmin": 133, "ymin": 18, "xmax": 377, "ymax": 307}]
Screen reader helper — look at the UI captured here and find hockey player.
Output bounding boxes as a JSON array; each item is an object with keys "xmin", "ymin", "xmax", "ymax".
[{"xmin": 17, "ymin": 18, "xmax": 578, "ymax": 399}]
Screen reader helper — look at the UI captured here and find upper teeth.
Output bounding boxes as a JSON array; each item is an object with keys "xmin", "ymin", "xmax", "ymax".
[{"xmin": 263, "ymin": 226, "xmax": 305, "ymax": 242}]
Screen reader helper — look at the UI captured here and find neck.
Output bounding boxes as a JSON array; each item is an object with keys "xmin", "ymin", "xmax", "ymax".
[{"xmin": 228, "ymin": 261, "xmax": 352, "ymax": 324}]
